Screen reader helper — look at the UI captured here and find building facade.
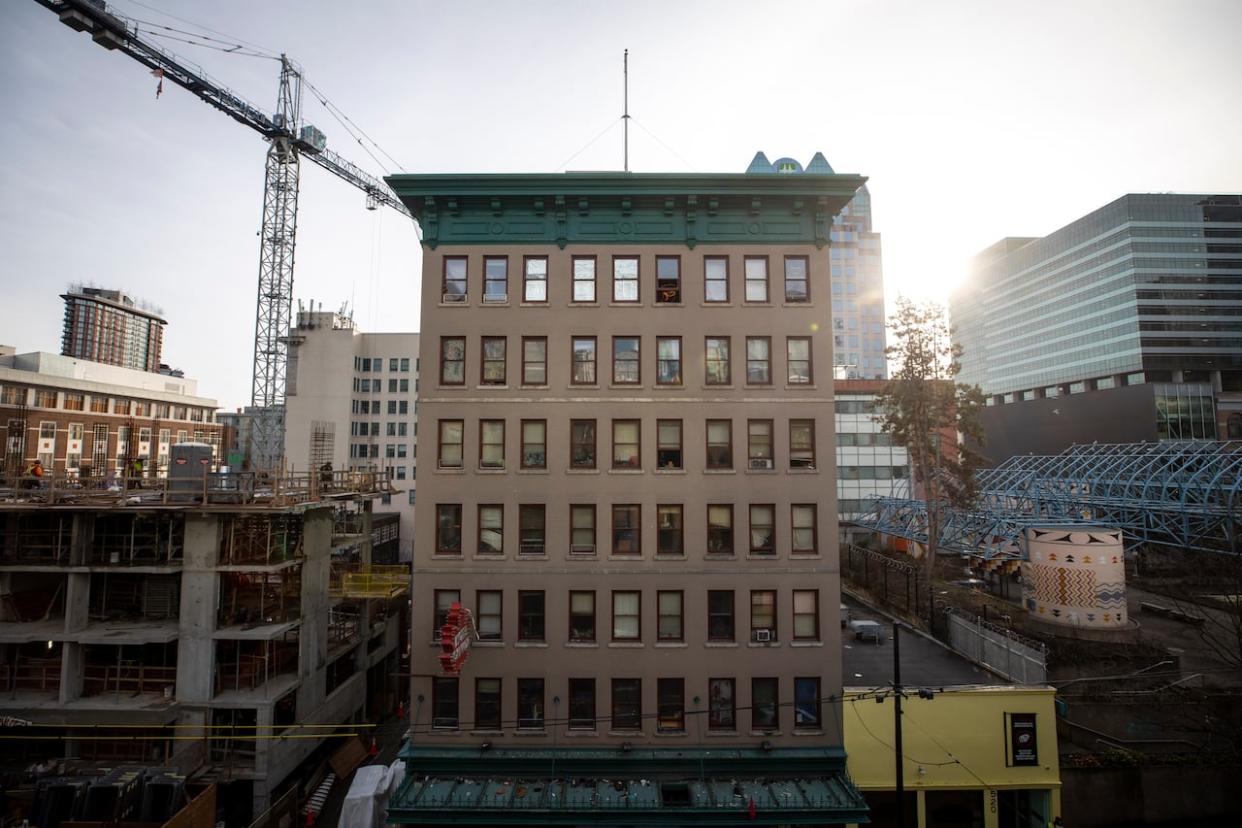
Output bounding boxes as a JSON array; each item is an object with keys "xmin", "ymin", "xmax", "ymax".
[
  {"xmin": 835, "ymin": 379, "xmax": 909, "ymax": 538},
  {"xmin": 283, "ymin": 310, "xmax": 419, "ymax": 560},
  {"xmin": 61, "ymin": 286, "xmax": 166, "ymax": 373},
  {"xmin": 747, "ymin": 153, "xmax": 887, "ymax": 379},
  {"xmin": 385, "ymin": 163, "xmax": 869, "ymax": 824},
  {"xmin": 1, "ymin": 350, "xmax": 223, "ymax": 478},
  {"xmin": 952, "ymin": 194, "xmax": 1242, "ymax": 461}
]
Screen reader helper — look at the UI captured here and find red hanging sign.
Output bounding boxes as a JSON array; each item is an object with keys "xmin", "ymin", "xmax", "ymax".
[{"xmin": 438, "ymin": 602, "xmax": 476, "ymax": 675}]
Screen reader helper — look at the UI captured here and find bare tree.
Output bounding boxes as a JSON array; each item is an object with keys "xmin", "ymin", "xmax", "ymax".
[{"xmin": 873, "ymin": 298, "xmax": 986, "ymax": 583}]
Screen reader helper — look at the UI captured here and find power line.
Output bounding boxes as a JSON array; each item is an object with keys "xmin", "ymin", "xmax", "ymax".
[{"xmin": 304, "ymin": 80, "xmax": 407, "ymax": 173}]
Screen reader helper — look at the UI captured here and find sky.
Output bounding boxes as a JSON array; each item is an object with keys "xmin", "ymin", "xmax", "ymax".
[{"xmin": 2, "ymin": 0, "xmax": 1240, "ymax": 410}]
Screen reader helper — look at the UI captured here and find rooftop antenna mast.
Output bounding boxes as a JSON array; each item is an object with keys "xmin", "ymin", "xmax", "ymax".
[{"xmin": 623, "ymin": 49, "xmax": 630, "ymax": 172}]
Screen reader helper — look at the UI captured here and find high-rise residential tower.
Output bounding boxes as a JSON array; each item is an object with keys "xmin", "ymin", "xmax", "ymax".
[
  {"xmin": 952, "ymin": 194, "xmax": 1242, "ymax": 461},
  {"xmin": 61, "ymin": 286, "xmax": 166, "ymax": 372},
  {"xmin": 383, "ymin": 161, "xmax": 869, "ymax": 824}
]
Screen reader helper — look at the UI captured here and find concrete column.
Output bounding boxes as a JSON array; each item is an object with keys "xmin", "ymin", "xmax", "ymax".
[
  {"xmin": 69, "ymin": 513, "xmax": 94, "ymax": 567},
  {"xmin": 297, "ymin": 507, "xmax": 332, "ymax": 716},
  {"xmin": 59, "ymin": 643, "xmax": 84, "ymax": 704},
  {"xmin": 1172, "ymin": 370, "xmax": 1185, "ymax": 383},
  {"xmin": 176, "ymin": 515, "xmax": 220, "ymax": 704},
  {"xmin": 59, "ymin": 569, "xmax": 90, "ymax": 703}
]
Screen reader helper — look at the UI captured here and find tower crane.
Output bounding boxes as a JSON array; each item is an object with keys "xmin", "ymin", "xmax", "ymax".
[{"xmin": 31, "ymin": 0, "xmax": 414, "ymax": 470}]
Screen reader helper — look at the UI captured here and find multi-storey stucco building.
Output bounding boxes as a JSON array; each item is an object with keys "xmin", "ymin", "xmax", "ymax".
[
  {"xmin": 283, "ymin": 310, "xmax": 419, "ymax": 560},
  {"xmin": 382, "ymin": 161, "xmax": 870, "ymax": 824}
]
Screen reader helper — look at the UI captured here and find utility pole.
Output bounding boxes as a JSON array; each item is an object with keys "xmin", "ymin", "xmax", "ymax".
[{"xmin": 893, "ymin": 620, "xmax": 905, "ymax": 828}]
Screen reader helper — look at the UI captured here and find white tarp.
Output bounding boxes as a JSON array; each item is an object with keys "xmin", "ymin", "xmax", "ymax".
[{"xmin": 340, "ymin": 761, "xmax": 404, "ymax": 828}]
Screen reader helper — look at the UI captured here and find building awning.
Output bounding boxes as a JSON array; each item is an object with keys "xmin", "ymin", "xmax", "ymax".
[{"xmin": 388, "ymin": 745, "xmax": 869, "ymax": 825}]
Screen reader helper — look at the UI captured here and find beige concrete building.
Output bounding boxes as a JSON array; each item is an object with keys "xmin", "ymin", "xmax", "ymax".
[
  {"xmin": 283, "ymin": 309, "xmax": 419, "ymax": 560},
  {"xmin": 384, "ymin": 163, "xmax": 869, "ymax": 824}
]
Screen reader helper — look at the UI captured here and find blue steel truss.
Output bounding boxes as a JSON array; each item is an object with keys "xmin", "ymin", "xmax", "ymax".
[{"xmin": 853, "ymin": 441, "xmax": 1242, "ymax": 560}]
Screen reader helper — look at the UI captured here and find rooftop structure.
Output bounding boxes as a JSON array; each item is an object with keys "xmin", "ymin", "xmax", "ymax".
[{"xmin": 61, "ymin": 286, "xmax": 166, "ymax": 373}]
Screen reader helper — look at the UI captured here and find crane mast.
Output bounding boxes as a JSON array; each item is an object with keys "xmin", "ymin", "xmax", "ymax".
[{"xmin": 31, "ymin": 0, "xmax": 413, "ymax": 470}]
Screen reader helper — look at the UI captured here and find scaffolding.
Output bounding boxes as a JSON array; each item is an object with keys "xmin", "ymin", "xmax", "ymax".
[{"xmin": 854, "ymin": 440, "xmax": 1242, "ymax": 560}]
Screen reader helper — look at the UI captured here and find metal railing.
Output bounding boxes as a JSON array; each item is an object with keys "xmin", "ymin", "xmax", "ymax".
[{"xmin": 944, "ymin": 609, "xmax": 1048, "ymax": 683}]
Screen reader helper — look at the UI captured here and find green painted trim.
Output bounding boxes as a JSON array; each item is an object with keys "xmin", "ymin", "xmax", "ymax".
[{"xmin": 385, "ymin": 171, "xmax": 865, "ymax": 250}]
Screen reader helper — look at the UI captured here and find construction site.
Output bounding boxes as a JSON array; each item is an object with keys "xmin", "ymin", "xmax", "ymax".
[{"xmin": 0, "ymin": 444, "xmax": 410, "ymax": 826}]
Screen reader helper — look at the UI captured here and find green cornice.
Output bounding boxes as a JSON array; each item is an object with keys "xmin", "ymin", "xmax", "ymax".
[{"xmin": 385, "ymin": 172, "xmax": 866, "ymax": 250}]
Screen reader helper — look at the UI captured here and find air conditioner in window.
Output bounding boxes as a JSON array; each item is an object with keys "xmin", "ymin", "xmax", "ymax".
[
  {"xmin": 482, "ymin": 293, "xmax": 508, "ymax": 304},
  {"xmin": 520, "ymin": 542, "xmax": 545, "ymax": 555},
  {"xmin": 441, "ymin": 293, "xmax": 466, "ymax": 304},
  {"xmin": 569, "ymin": 544, "xmax": 596, "ymax": 555},
  {"xmin": 753, "ymin": 629, "xmax": 773, "ymax": 643},
  {"xmin": 749, "ymin": 458, "xmax": 773, "ymax": 470}
]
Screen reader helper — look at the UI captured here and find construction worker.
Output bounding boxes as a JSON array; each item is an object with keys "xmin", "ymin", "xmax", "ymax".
[
  {"xmin": 21, "ymin": 459, "xmax": 44, "ymax": 489},
  {"xmin": 131, "ymin": 458, "xmax": 144, "ymax": 489}
]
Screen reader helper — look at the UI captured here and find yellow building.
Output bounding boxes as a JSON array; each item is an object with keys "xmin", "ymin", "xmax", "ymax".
[{"xmin": 844, "ymin": 686, "xmax": 1062, "ymax": 828}]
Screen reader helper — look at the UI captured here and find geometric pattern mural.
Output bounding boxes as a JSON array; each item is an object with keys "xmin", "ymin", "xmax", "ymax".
[{"xmin": 1023, "ymin": 526, "xmax": 1127, "ymax": 629}]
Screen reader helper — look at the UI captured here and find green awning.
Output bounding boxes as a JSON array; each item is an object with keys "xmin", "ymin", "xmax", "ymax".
[{"xmin": 388, "ymin": 745, "xmax": 869, "ymax": 825}]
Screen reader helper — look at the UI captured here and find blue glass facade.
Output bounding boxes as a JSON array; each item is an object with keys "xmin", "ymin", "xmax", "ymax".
[{"xmin": 952, "ymin": 194, "xmax": 1242, "ymax": 399}]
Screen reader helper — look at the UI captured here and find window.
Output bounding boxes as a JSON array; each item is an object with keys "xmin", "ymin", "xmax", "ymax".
[
  {"xmin": 570, "ymin": 505, "xmax": 596, "ymax": 554},
  {"xmin": 612, "ymin": 591, "xmax": 640, "ymax": 640},
  {"xmin": 517, "ymin": 678, "xmax": 544, "ymax": 729},
  {"xmin": 611, "ymin": 678, "xmax": 641, "ymax": 731},
  {"xmin": 442, "ymin": 257, "xmax": 468, "ymax": 301},
  {"xmin": 787, "ymin": 337, "xmax": 812, "ymax": 384},
  {"xmin": 612, "ymin": 505, "xmax": 641, "ymax": 555},
  {"xmin": 656, "ymin": 419, "xmax": 682, "ymax": 469},
  {"xmin": 790, "ymin": 419, "xmax": 816, "ymax": 469},
  {"xmin": 388, "ymin": 378, "xmax": 398, "ymax": 393},
  {"xmin": 784, "ymin": 256, "xmax": 809, "ymax": 302},
  {"xmin": 794, "ymin": 677, "xmax": 821, "ymax": 729},
  {"xmin": 572, "ymin": 256, "xmax": 596, "ymax": 302},
  {"xmin": 746, "ymin": 337, "xmax": 772, "ymax": 384},
  {"xmin": 568, "ymin": 678, "xmax": 595, "ymax": 729},
  {"xmin": 657, "ymin": 678, "xmax": 685, "ymax": 732},
  {"xmin": 705, "ymin": 337, "xmax": 731, "ymax": 385},
  {"xmin": 400, "ymin": 357, "xmax": 410, "ymax": 371},
  {"xmin": 707, "ymin": 505, "xmax": 733, "ymax": 555},
  {"xmin": 612, "ymin": 420, "xmax": 640, "ymax": 468},
  {"xmin": 747, "ymin": 419, "xmax": 773, "ymax": 469},
  {"xmin": 706, "ymin": 420, "xmax": 732, "ymax": 469},
  {"xmin": 656, "ymin": 337, "xmax": 682, "ymax": 385},
  {"xmin": 518, "ymin": 591, "xmax": 545, "ymax": 641},
  {"xmin": 434, "ymin": 589, "xmax": 461, "ymax": 632},
  {"xmin": 569, "ymin": 591, "xmax": 595, "ymax": 641},
  {"xmin": 440, "ymin": 337, "xmax": 465, "ymax": 385},
  {"xmin": 612, "ymin": 256, "xmax": 639, "ymax": 302},
  {"xmin": 520, "ymin": 420, "xmax": 546, "ymax": 469},
  {"xmin": 432, "ymin": 677, "xmax": 459, "ymax": 729},
  {"xmin": 519, "ymin": 505, "xmax": 545, "ymax": 555},
  {"xmin": 521, "ymin": 337, "xmax": 547, "ymax": 385},
  {"xmin": 478, "ymin": 505, "xmax": 504, "ymax": 555},
  {"xmin": 704, "ymin": 257, "xmax": 729, "ymax": 302},
  {"xmin": 793, "ymin": 590, "xmax": 819, "ymax": 640},
  {"xmin": 483, "ymin": 256, "xmax": 508, "ymax": 301},
  {"xmin": 571, "ymin": 337, "xmax": 597, "ymax": 384},
  {"xmin": 751, "ymin": 591, "xmax": 776, "ymax": 640},
  {"xmin": 477, "ymin": 591, "xmax": 502, "ymax": 640},
  {"xmin": 436, "ymin": 505, "xmax": 462, "ymax": 555},
  {"xmin": 89, "ymin": 395, "xmax": 108, "ymax": 413},
  {"xmin": 1, "ymin": 386, "xmax": 25, "ymax": 406},
  {"xmin": 751, "ymin": 678, "xmax": 779, "ymax": 730},
  {"xmin": 481, "ymin": 337, "xmax": 506, "ymax": 385},
  {"xmin": 475, "ymin": 678, "xmax": 501, "ymax": 730},
  {"xmin": 36, "ymin": 389, "xmax": 57, "ymax": 408},
  {"xmin": 570, "ymin": 420, "xmax": 596, "ymax": 468},
  {"xmin": 612, "ymin": 337, "xmax": 641, "ymax": 384},
  {"xmin": 63, "ymin": 393, "xmax": 84, "ymax": 412},
  {"xmin": 708, "ymin": 591, "xmax": 734, "ymax": 640},
  {"xmin": 749, "ymin": 505, "xmax": 775, "ymax": 555},
  {"xmin": 744, "ymin": 257, "xmax": 769, "ymax": 302},
  {"xmin": 708, "ymin": 678, "xmax": 736, "ymax": 731},
  {"xmin": 657, "ymin": 591, "xmax": 683, "ymax": 641},
  {"xmin": 656, "ymin": 505, "xmax": 683, "ymax": 555},
  {"xmin": 479, "ymin": 420, "xmax": 504, "ymax": 469},
  {"xmin": 792, "ymin": 505, "xmax": 818, "ymax": 553},
  {"xmin": 523, "ymin": 256, "xmax": 548, "ymax": 302},
  {"xmin": 655, "ymin": 256, "xmax": 680, "ymax": 303}
]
